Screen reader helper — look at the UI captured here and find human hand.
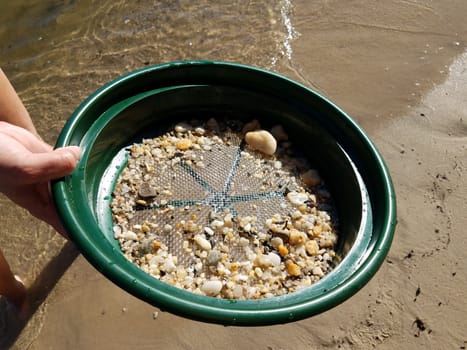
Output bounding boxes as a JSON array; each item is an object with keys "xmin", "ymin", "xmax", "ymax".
[{"xmin": 0, "ymin": 121, "xmax": 80, "ymax": 237}]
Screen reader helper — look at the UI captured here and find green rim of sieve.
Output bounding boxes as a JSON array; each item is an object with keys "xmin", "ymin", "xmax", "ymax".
[{"xmin": 52, "ymin": 60, "xmax": 396, "ymax": 326}]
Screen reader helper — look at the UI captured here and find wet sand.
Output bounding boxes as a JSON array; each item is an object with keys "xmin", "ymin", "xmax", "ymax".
[{"xmin": 1, "ymin": 1, "xmax": 467, "ymax": 349}]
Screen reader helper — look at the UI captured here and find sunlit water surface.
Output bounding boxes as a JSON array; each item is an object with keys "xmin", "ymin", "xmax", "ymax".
[{"xmin": 0, "ymin": 0, "xmax": 298, "ymax": 346}]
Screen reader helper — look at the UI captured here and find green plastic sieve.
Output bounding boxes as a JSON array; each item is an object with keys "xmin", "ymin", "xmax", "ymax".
[{"xmin": 52, "ymin": 60, "xmax": 396, "ymax": 326}]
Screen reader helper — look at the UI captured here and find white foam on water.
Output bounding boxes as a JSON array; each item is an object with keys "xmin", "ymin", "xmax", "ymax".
[
  {"xmin": 423, "ymin": 49, "xmax": 467, "ymax": 107},
  {"xmin": 272, "ymin": 0, "xmax": 300, "ymax": 66},
  {"xmin": 281, "ymin": 0, "xmax": 300, "ymax": 60}
]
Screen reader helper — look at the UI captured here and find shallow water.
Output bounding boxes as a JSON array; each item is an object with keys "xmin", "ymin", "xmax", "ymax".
[
  {"xmin": 0, "ymin": 0, "xmax": 298, "ymax": 346},
  {"xmin": 1, "ymin": 0, "xmax": 467, "ymax": 348},
  {"xmin": 2, "ymin": 0, "xmax": 301, "ymax": 142}
]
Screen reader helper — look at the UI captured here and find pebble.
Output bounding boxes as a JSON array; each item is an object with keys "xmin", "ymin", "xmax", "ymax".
[
  {"xmin": 200, "ymin": 280, "xmax": 223, "ymax": 296},
  {"xmin": 305, "ymin": 240, "xmax": 320, "ymax": 256},
  {"xmin": 206, "ymin": 250, "xmax": 222, "ymax": 266},
  {"xmin": 176, "ymin": 138, "xmax": 192, "ymax": 151},
  {"xmin": 256, "ymin": 253, "xmax": 274, "ymax": 268},
  {"xmin": 113, "ymin": 225, "xmax": 122, "ymax": 236},
  {"xmin": 242, "ymin": 119, "xmax": 261, "ymax": 134},
  {"xmin": 123, "ymin": 231, "xmax": 138, "ymax": 241},
  {"xmin": 206, "ymin": 118, "xmax": 220, "ymax": 132},
  {"xmin": 194, "ymin": 127, "xmax": 205, "ymax": 135},
  {"xmin": 301, "ymin": 169, "xmax": 322, "ymax": 187},
  {"xmin": 244, "ymin": 130, "xmax": 277, "ymax": 155},
  {"xmin": 138, "ymin": 182, "xmax": 158, "ymax": 198},
  {"xmin": 204, "ymin": 226, "xmax": 214, "ymax": 236},
  {"xmin": 270, "ymin": 237, "xmax": 283, "ymax": 248},
  {"xmin": 286, "ymin": 261, "xmax": 301, "ymax": 277},
  {"xmin": 194, "ymin": 234, "xmax": 212, "ymax": 251},
  {"xmin": 287, "ymin": 191, "xmax": 309, "ymax": 206},
  {"xmin": 267, "ymin": 252, "xmax": 281, "ymax": 266},
  {"xmin": 270, "ymin": 124, "xmax": 288, "ymax": 142},
  {"xmin": 174, "ymin": 123, "xmax": 192, "ymax": 133},
  {"xmin": 289, "ymin": 229, "xmax": 307, "ymax": 246},
  {"xmin": 312, "ymin": 266, "xmax": 325, "ymax": 277},
  {"xmin": 278, "ymin": 244, "xmax": 289, "ymax": 256},
  {"xmin": 163, "ymin": 256, "xmax": 177, "ymax": 273}
]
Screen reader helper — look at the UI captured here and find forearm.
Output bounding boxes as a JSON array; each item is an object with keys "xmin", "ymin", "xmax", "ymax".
[{"xmin": 0, "ymin": 68, "xmax": 38, "ymax": 136}]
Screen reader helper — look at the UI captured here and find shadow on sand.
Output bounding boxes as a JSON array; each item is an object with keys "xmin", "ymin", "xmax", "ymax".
[{"xmin": 0, "ymin": 241, "xmax": 79, "ymax": 349}]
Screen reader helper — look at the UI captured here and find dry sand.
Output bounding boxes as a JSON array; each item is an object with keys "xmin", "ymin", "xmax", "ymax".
[{"xmin": 1, "ymin": 1, "xmax": 467, "ymax": 349}]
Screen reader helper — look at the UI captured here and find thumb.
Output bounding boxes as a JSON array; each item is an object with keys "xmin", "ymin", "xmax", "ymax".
[{"xmin": 22, "ymin": 146, "xmax": 81, "ymax": 183}]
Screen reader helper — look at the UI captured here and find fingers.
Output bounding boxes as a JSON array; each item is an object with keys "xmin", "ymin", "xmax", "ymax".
[
  {"xmin": 0, "ymin": 121, "xmax": 52, "ymax": 153},
  {"xmin": 19, "ymin": 146, "xmax": 81, "ymax": 183}
]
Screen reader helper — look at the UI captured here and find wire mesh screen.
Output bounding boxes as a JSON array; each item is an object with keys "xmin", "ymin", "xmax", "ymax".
[{"xmin": 111, "ymin": 119, "xmax": 339, "ymax": 299}]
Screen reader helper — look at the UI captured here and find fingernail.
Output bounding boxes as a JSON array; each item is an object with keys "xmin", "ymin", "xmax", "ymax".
[{"xmin": 67, "ymin": 146, "xmax": 81, "ymax": 160}]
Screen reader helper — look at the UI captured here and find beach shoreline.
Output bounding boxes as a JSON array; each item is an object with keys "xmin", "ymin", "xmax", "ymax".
[{"xmin": 1, "ymin": 1, "xmax": 467, "ymax": 349}]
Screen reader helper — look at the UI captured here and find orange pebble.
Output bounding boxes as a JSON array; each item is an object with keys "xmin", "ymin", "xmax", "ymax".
[
  {"xmin": 176, "ymin": 138, "xmax": 192, "ymax": 150},
  {"xmin": 286, "ymin": 260, "xmax": 301, "ymax": 277},
  {"xmin": 278, "ymin": 244, "xmax": 289, "ymax": 256},
  {"xmin": 152, "ymin": 240, "xmax": 162, "ymax": 251}
]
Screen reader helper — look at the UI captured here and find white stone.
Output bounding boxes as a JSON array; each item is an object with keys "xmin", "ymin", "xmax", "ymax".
[{"xmin": 200, "ymin": 280, "xmax": 223, "ymax": 296}]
